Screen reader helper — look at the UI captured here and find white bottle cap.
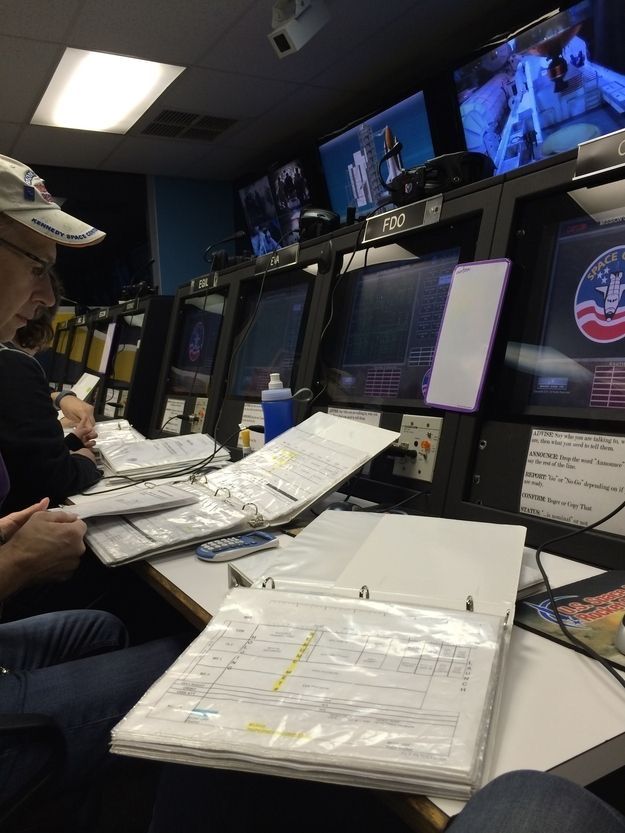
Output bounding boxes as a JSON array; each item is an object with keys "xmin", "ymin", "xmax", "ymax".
[{"xmin": 268, "ymin": 372, "xmax": 283, "ymax": 389}]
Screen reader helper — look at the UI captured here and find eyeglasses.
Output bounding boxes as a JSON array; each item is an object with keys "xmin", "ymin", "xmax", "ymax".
[{"xmin": 0, "ymin": 236, "xmax": 53, "ymax": 274}]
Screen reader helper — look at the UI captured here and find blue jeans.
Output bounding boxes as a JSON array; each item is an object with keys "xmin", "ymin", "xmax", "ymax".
[
  {"xmin": 447, "ymin": 770, "xmax": 625, "ymax": 832},
  {"xmin": 0, "ymin": 609, "xmax": 186, "ymax": 817}
]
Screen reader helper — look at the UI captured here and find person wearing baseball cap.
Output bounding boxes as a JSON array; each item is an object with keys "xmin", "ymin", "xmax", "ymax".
[{"xmin": 0, "ymin": 155, "xmax": 187, "ymax": 829}]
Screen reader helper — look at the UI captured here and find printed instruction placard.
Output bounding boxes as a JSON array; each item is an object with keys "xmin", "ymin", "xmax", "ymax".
[{"xmin": 520, "ymin": 429, "xmax": 625, "ymax": 535}]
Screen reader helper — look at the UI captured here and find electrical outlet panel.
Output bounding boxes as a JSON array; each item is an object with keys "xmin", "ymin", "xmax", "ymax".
[{"xmin": 392, "ymin": 414, "xmax": 443, "ymax": 483}]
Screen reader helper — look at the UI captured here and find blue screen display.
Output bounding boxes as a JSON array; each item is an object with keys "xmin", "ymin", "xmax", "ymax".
[
  {"xmin": 318, "ymin": 90, "xmax": 434, "ymax": 222},
  {"xmin": 455, "ymin": 0, "xmax": 625, "ymax": 175}
]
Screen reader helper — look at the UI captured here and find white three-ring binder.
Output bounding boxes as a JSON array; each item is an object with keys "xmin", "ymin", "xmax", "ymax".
[{"xmin": 111, "ymin": 512, "xmax": 525, "ymax": 800}]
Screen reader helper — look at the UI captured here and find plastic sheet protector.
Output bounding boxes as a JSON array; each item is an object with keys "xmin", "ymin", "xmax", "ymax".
[
  {"xmin": 112, "ymin": 587, "xmax": 504, "ymax": 798},
  {"xmin": 85, "ymin": 413, "xmax": 398, "ymax": 566}
]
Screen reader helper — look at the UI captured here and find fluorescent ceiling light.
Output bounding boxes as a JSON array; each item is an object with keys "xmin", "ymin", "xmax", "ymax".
[{"xmin": 32, "ymin": 48, "xmax": 185, "ymax": 133}]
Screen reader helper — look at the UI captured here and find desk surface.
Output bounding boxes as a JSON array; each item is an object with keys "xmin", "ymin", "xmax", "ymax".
[{"xmin": 138, "ymin": 545, "xmax": 625, "ymax": 831}]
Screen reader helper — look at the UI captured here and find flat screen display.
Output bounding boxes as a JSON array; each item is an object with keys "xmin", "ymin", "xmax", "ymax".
[
  {"xmin": 238, "ymin": 175, "xmax": 282, "ymax": 256},
  {"xmin": 318, "ymin": 90, "xmax": 434, "ymax": 222},
  {"xmin": 454, "ymin": 0, "xmax": 625, "ymax": 175},
  {"xmin": 323, "ymin": 248, "xmax": 461, "ymax": 406},
  {"xmin": 270, "ymin": 158, "xmax": 313, "ymax": 247},
  {"xmin": 228, "ymin": 278, "xmax": 310, "ymax": 399},
  {"xmin": 167, "ymin": 295, "xmax": 225, "ymax": 395},
  {"xmin": 110, "ymin": 313, "xmax": 144, "ymax": 385},
  {"xmin": 524, "ymin": 215, "xmax": 625, "ymax": 411}
]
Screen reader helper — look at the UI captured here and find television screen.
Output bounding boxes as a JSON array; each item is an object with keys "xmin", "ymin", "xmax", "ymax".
[
  {"xmin": 85, "ymin": 321, "xmax": 116, "ymax": 375},
  {"xmin": 517, "ymin": 214, "xmax": 625, "ymax": 412},
  {"xmin": 229, "ymin": 278, "xmax": 310, "ymax": 398},
  {"xmin": 269, "ymin": 158, "xmax": 313, "ymax": 247},
  {"xmin": 110, "ymin": 313, "xmax": 144, "ymax": 384},
  {"xmin": 318, "ymin": 90, "xmax": 434, "ymax": 223},
  {"xmin": 238, "ymin": 175, "xmax": 282, "ymax": 256},
  {"xmin": 167, "ymin": 295, "xmax": 225, "ymax": 395},
  {"xmin": 454, "ymin": 0, "xmax": 625, "ymax": 175},
  {"xmin": 323, "ymin": 248, "xmax": 461, "ymax": 406}
]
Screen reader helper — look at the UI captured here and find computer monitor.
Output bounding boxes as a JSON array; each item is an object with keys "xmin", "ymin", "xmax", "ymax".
[
  {"xmin": 228, "ymin": 275, "xmax": 310, "ymax": 399},
  {"xmin": 269, "ymin": 158, "xmax": 314, "ymax": 247},
  {"xmin": 322, "ymin": 249, "xmax": 460, "ymax": 409},
  {"xmin": 110, "ymin": 312, "xmax": 144, "ymax": 385},
  {"xmin": 318, "ymin": 89, "xmax": 435, "ymax": 222},
  {"xmin": 513, "ymin": 213, "xmax": 625, "ymax": 418},
  {"xmin": 237, "ymin": 175, "xmax": 282, "ymax": 256},
  {"xmin": 454, "ymin": 0, "xmax": 625, "ymax": 175},
  {"xmin": 85, "ymin": 320, "xmax": 117, "ymax": 375},
  {"xmin": 444, "ymin": 155, "xmax": 625, "ymax": 568},
  {"xmin": 167, "ymin": 294, "xmax": 225, "ymax": 396}
]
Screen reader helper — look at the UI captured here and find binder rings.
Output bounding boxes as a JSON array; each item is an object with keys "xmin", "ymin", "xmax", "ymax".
[
  {"xmin": 111, "ymin": 513, "xmax": 526, "ymax": 799},
  {"xmin": 84, "ymin": 413, "xmax": 399, "ymax": 566}
]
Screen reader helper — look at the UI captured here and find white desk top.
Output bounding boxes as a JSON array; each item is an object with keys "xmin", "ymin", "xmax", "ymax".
[{"xmin": 146, "ymin": 544, "xmax": 625, "ymax": 818}]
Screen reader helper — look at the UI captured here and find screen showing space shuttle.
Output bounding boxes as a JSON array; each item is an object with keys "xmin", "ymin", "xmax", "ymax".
[
  {"xmin": 318, "ymin": 90, "xmax": 434, "ymax": 223},
  {"xmin": 323, "ymin": 249, "xmax": 460, "ymax": 405},
  {"xmin": 168, "ymin": 295, "xmax": 225, "ymax": 396},
  {"xmin": 455, "ymin": 0, "xmax": 625, "ymax": 176},
  {"xmin": 229, "ymin": 280, "xmax": 309, "ymax": 399},
  {"xmin": 523, "ymin": 215, "xmax": 625, "ymax": 412}
]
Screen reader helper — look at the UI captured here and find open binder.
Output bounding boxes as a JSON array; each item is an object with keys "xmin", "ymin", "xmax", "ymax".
[
  {"xmin": 85, "ymin": 413, "xmax": 399, "ymax": 566},
  {"xmin": 111, "ymin": 513, "xmax": 526, "ymax": 799}
]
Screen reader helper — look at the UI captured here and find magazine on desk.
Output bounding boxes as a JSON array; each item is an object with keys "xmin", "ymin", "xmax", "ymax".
[
  {"xmin": 84, "ymin": 413, "xmax": 399, "ymax": 567},
  {"xmin": 515, "ymin": 570, "xmax": 625, "ymax": 671},
  {"xmin": 111, "ymin": 514, "xmax": 526, "ymax": 799}
]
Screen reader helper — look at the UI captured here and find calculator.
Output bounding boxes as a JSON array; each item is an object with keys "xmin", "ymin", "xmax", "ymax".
[{"xmin": 195, "ymin": 531, "xmax": 279, "ymax": 562}]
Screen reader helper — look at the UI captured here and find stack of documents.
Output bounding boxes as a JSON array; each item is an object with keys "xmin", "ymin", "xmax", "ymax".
[
  {"xmin": 112, "ymin": 513, "xmax": 525, "ymax": 798},
  {"xmin": 85, "ymin": 413, "xmax": 398, "ymax": 566},
  {"xmin": 95, "ymin": 419, "xmax": 145, "ymax": 447},
  {"xmin": 63, "ymin": 482, "xmax": 199, "ymax": 519},
  {"xmin": 111, "ymin": 587, "xmax": 504, "ymax": 798},
  {"xmin": 99, "ymin": 432, "xmax": 230, "ymax": 478}
]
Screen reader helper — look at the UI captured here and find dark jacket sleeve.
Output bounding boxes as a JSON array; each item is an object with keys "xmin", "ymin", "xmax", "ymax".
[{"xmin": 0, "ymin": 348, "xmax": 102, "ymax": 511}]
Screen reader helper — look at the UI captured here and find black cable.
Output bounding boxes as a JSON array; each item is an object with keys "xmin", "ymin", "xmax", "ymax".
[
  {"xmin": 352, "ymin": 490, "xmax": 427, "ymax": 513},
  {"xmin": 534, "ymin": 497, "xmax": 625, "ymax": 690},
  {"xmin": 310, "ymin": 202, "xmax": 390, "ymax": 407}
]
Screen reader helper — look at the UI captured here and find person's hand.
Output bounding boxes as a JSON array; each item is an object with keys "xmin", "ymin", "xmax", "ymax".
[
  {"xmin": 4, "ymin": 510, "xmax": 87, "ymax": 585},
  {"xmin": 70, "ymin": 414, "xmax": 98, "ymax": 447},
  {"xmin": 60, "ymin": 397, "xmax": 95, "ymax": 429},
  {"xmin": 0, "ymin": 498, "xmax": 49, "ymax": 542},
  {"xmin": 72, "ymin": 447, "xmax": 98, "ymax": 464}
]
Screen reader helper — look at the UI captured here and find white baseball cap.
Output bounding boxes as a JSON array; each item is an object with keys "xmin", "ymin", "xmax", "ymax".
[{"xmin": 0, "ymin": 154, "xmax": 105, "ymax": 247}]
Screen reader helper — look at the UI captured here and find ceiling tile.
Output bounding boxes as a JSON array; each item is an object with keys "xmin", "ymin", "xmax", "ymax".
[
  {"xmin": 0, "ymin": 36, "xmax": 64, "ymax": 122},
  {"xmin": 0, "ymin": 0, "xmax": 83, "ymax": 41},
  {"xmin": 66, "ymin": 0, "xmax": 256, "ymax": 65},
  {"xmin": 12, "ymin": 124, "xmax": 122, "ymax": 169},
  {"xmin": 101, "ymin": 134, "xmax": 215, "ymax": 177},
  {"xmin": 155, "ymin": 66, "xmax": 297, "ymax": 120}
]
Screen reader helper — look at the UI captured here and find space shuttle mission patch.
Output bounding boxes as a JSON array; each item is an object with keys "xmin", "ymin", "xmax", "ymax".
[{"xmin": 574, "ymin": 245, "xmax": 625, "ymax": 343}]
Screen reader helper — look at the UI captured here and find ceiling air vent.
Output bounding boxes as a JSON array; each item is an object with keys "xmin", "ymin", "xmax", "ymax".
[{"xmin": 141, "ymin": 109, "xmax": 236, "ymax": 141}]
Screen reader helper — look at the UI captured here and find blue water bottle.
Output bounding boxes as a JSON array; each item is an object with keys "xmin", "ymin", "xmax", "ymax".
[{"xmin": 261, "ymin": 373, "xmax": 293, "ymax": 442}]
